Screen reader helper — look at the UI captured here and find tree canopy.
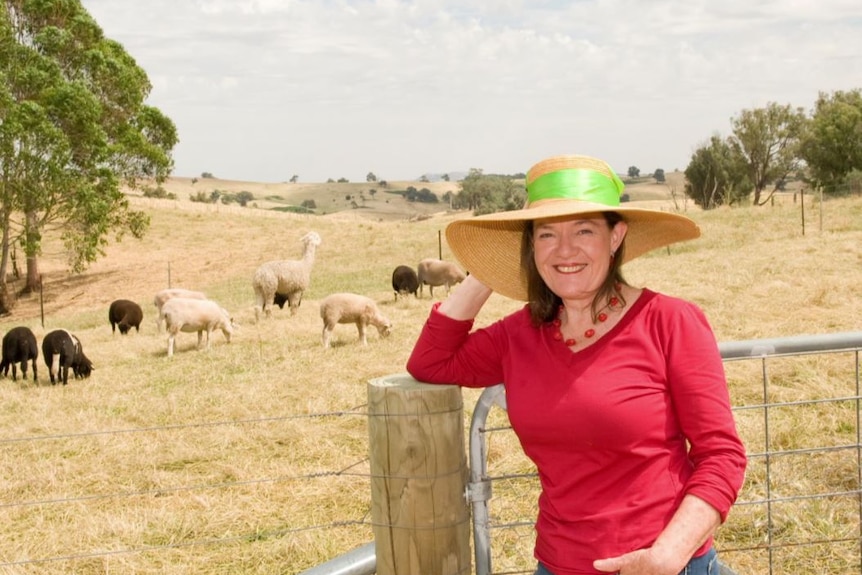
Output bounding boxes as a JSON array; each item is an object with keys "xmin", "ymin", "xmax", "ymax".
[
  {"xmin": 684, "ymin": 89, "xmax": 862, "ymax": 206},
  {"xmin": 454, "ymin": 169, "xmax": 524, "ymax": 215},
  {"xmin": 0, "ymin": 0, "xmax": 177, "ymax": 312},
  {"xmin": 729, "ymin": 102, "xmax": 806, "ymax": 205},
  {"xmin": 684, "ymin": 135, "xmax": 750, "ymax": 209},
  {"xmin": 800, "ymin": 89, "xmax": 862, "ymax": 194}
]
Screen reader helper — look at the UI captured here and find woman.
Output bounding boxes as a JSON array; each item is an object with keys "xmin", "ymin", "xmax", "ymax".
[{"xmin": 407, "ymin": 155, "xmax": 747, "ymax": 575}]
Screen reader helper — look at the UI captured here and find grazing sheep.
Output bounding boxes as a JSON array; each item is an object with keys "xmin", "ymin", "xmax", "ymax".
[
  {"xmin": 109, "ymin": 299, "xmax": 143, "ymax": 334},
  {"xmin": 253, "ymin": 231, "xmax": 322, "ymax": 320},
  {"xmin": 1, "ymin": 326, "xmax": 38, "ymax": 382},
  {"xmin": 42, "ymin": 329, "xmax": 94, "ymax": 385},
  {"xmin": 153, "ymin": 288, "xmax": 207, "ymax": 331},
  {"xmin": 273, "ymin": 292, "xmax": 288, "ymax": 309},
  {"xmin": 417, "ymin": 258, "xmax": 467, "ymax": 298},
  {"xmin": 391, "ymin": 265, "xmax": 419, "ymax": 300},
  {"xmin": 319, "ymin": 292, "xmax": 392, "ymax": 349},
  {"xmin": 160, "ymin": 297, "xmax": 235, "ymax": 357}
]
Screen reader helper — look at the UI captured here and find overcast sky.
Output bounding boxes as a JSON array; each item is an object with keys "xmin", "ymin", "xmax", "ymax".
[{"xmin": 79, "ymin": 0, "xmax": 862, "ymax": 184}]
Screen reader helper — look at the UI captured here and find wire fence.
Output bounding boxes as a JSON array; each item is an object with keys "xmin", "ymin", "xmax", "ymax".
[
  {"xmin": 0, "ymin": 408, "xmax": 376, "ymax": 571},
  {"xmin": 2, "ymin": 333, "xmax": 861, "ymax": 574},
  {"xmin": 470, "ymin": 332, "xmax": 862, "ymax": 575}
]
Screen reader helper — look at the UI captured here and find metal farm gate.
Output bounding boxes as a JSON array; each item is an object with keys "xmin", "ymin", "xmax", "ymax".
[{"xmin": 467, "ymin": 332, "xmax": 862, "ymax": 575}]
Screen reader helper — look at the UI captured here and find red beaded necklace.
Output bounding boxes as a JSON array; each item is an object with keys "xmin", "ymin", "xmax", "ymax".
[{"xmin": 551, "ymin": 294, "xmax": 621, "ymax": 347}]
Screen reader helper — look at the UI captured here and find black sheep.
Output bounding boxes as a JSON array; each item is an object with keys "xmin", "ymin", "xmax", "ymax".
[
  {"xmin": 0, "ymin": 326, "xmax": 38, "ymax": 382},
  {"xmin": 273, "ymin": 292, "xmax": 289, "ymax": 309},
  {"xmin": 109, "ymin": 299, "xmax": 143, "ymax": 334},
  {"xmin": 391, "ymin": 265, "xmax": 420, "ymax": 300},
  {"xmin": 42, "ymin": 329, "xmax": 94, "ymax": 385}
]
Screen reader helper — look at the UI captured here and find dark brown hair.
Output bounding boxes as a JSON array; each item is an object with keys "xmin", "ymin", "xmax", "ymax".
[{"xmin": 521, "ymin": 212, "xmax": 628, "ymax": 326}]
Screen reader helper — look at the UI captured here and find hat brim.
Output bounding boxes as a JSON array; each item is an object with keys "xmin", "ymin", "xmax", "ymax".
[{"xmin": 445, "ymin": 200, "xmax": 700, "ymax": 301}]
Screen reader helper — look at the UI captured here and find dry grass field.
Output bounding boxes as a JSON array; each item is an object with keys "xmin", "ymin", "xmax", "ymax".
[{"xmin": 0, "ymin": 178, "xmax": 860, "ymax": 574}]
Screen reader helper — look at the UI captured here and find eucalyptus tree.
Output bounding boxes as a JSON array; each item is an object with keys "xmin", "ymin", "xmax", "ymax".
[
  {"xmin": 457, "ymin": 168, "xmax": 523, "ymax": 215},
  {"xmin": 684, "ymin": 135, "xmax": 750, "ymax": 209},
  {"xmin": 800, "ymin": 89, "xmax": 862, "ymax": 195},
  {"xmin": 728, "ymin": 102, "xmax": 807, "ymax": 205},
  {"xmin": 0, "ymin": 0, "xmax": 177, "ymax": 312}
]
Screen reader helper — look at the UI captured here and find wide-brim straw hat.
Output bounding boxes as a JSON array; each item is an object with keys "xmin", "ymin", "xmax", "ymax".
[{"xmin": 445, "ymin": 154, "xmax": 700, "ymax": 301}]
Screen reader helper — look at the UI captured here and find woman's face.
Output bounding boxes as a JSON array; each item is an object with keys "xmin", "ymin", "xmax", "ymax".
[{"xmin": 531, "ymin": 215, "xmax": 627, "ymax": 301}]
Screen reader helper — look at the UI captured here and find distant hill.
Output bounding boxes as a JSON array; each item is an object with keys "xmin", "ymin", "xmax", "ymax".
[
  {"xmin": 419, "ymin": 171, "xmax": 468, "ymax": 182},
  {"xmin": 126, "ymin": 170, "xmax": 689, "ymax": 222},
  {"xmin": 126, "ymin": 176, "xmax": 461, "ymax": 222}
]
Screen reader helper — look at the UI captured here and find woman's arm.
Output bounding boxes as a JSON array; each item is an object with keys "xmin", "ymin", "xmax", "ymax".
[
  {"xmin": 436, "ymin": 274, "xmax": 493, "ymax": 319},
  {"xmin": 406, "ymin": 274, "xmax": 503, "ymax": 387},
  {"xmin": 593, "ymin": 494, "xmax": 720, "ymax": 575},
  {"xmin": 594, "ymin": 298, "xmax": 745, "ymax": 574}
]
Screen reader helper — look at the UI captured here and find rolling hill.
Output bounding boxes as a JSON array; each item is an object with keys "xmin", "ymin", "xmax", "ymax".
[{"xmin": 128, "ymin": 170, "xmax": 689, "ymax": 223}]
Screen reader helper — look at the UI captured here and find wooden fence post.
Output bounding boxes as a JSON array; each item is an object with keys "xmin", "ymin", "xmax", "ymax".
[{"xmin": 367, "ymin": 373, "xmax": 471, "ymax": 575}]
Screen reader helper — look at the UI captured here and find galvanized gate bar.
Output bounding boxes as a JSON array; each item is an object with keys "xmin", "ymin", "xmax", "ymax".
[
  {"xmin": 718, "ymin": 331, "xmax": 862, "ymax": 360},
  {"xmin": 468, "ymin": 331, "xmax": 862, "ymax": 575},
  {"xmin": 297, "ymin": 542, "xmax": 376, "ymax": 575}
]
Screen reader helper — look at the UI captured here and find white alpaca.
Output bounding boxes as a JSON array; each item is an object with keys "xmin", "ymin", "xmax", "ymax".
[{"xmin": 253, "ymin": 231, "xmax": 322, "ymax": 320}]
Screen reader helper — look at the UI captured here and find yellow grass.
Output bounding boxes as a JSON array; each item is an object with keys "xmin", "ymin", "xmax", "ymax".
[{"xmin": 0, "ymin": 186, "xmax": 860, "ymax": 574}]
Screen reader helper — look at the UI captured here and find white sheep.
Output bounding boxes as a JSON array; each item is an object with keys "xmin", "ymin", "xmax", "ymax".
[
  {"xmin": 319, "ymin": 293, "xmax": 392, "ymax": 349},
  {"xmin": 417, "ymin": 258, "xmax": 467, "ymax": 298},
  {"xmin": 153, "ymin": 288, "xmax": 208, "ymax": 332},
  {"xmin": 160, "ymin": 297, "xmax": 235, "ymax": 357},
  {"xmin": 253, "ymin": 231, "xmax": 322, "ymax": 320}
]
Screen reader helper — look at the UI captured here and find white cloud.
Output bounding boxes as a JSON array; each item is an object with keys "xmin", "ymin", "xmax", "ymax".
[
  {"xmin": 197, "ymin": 0, "xmax": 296, "ymax": 16},
  {"xmin": 79, "ymin": 0, "xmax": 862, "ymax": 182}
]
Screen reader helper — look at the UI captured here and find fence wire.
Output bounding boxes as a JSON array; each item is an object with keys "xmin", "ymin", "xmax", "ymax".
[
  {"xmin": 0, "ymin": 407, "xmax": 375, "ymax": 571},
  {"xmin": 468, "ymin": 331, "xmax": 862, "ymax": 575},
  {"xmin": 3, "ymin": 333, "xmax": 861, "ymax": 574}
]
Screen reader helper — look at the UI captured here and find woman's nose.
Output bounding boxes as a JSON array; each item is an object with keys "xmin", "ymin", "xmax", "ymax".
[{"xmin": 556, "ymin": 232, "xmax": 581, "ymax": 254}]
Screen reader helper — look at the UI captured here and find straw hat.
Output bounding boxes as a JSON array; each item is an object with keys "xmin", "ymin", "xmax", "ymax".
[{"xmin": 445, "ymin": 154, "xmax": 700, "ymax": 301}]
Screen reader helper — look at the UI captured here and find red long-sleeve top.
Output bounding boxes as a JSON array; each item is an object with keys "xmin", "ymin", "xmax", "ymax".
[{"xmin": 406, "ymin": 289, "xmax": 747, "ymax": 575}]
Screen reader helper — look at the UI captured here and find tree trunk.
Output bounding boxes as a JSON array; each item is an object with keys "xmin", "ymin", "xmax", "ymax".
[
  {"xmin": 0, "ymin": 240, "xmax": 16, "ymax": 314},
  {"xmin": 0, "ymin": 207, "xmax": 13, "ymax": 314},
  {"xmin": 23, "ymin": 210, "xmax": 41, "ymax": 293},
  {"xmin": 0, "ymin": 283, "xmax": 13, "ymax": 315},
  {"xmin": 0, "ymin": 210, "xmax": 9, "ymax": 286},
  {"xmin": 753, "ymin": 185, "xmax": 763, "ymax": 206},
  {"xmin": 25, "ymin": 254, "xmax": 40, "ymax": 293}
]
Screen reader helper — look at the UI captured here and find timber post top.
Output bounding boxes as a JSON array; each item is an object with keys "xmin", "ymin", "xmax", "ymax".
[{"xmin": 369, "ymin": 373, "xmax": 460, "ymax": 390}]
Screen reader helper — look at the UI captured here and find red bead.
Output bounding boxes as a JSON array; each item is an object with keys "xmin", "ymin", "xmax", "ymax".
[
  {"xmin": 554, "ymin": 305, "xmax": 581, "ymax": 347},
  {"xmin": 597, "ymin": 312, "xmax": 608, "ymax": 322},
  {"xmin": 609, "ymin": 297, "xmax": 619, "ymax": 307},
  {"xmin": 584, "ymin": 328, "xmax": 595, "ymax": 338}
]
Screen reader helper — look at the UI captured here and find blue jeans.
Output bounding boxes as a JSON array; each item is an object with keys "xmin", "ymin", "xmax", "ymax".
[{"xmin": 534, "ymin": 546, "xmax": 719, "ymax": 575}]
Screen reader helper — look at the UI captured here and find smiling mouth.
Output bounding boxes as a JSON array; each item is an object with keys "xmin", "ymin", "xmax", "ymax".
[{"xmin": 555, "ymin": 264, "xmax": 586, "ymax": 273}]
